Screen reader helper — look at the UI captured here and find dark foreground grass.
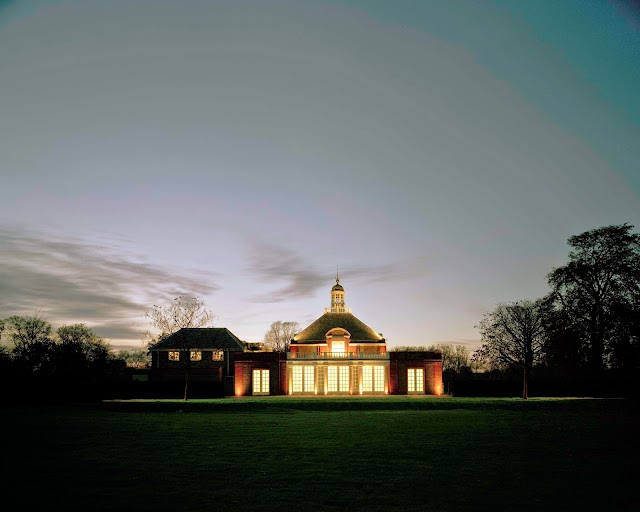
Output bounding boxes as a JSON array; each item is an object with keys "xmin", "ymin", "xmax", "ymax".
[{"xmin": 1, "ymin": 397, "xmax": 637, "ymax": 512}]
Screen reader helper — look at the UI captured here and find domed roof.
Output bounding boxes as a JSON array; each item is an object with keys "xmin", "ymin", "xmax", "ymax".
[
  {"xmin": 293, "ymin": 312, "xmax": 384, "ymax": 343},
  {"xmin": 332, "ymin": 282, "xmax": 344, "ymax": 291}
]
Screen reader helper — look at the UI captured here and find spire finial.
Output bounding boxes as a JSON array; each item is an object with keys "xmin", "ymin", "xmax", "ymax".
[{"xmin": 336, "ymin": 265, "xmax": 339, "ymax": 284}]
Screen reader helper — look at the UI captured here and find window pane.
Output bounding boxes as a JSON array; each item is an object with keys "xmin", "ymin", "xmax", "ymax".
[
  {"xmin": 362, "ymin": 366, "xmax": 373, "ymax": 392},
  {"xmin": 304, "ymin": 366, "xmax": 314, "ymax": 392},
  {"xmin": 252, "ymin": 369, "xmax": 260, "ymax": 394},
  {"xmin": 374, "ymin": 366, "xmax": 384, "ymax": 392},
  {"xmin": 339, "ymin": 366, "xmax": 349, "ymax": 392},
  {"xmin": 328, "ymin": 367, "xmax": 338, "ymax": 392},
  {"xmin": 293, "ymin": 367, "xmax": 303, "ymax": 393},
  {"xmin": 416, "ymin": 368, "xmax": 424, "ymax": 392},
  {"xmin": 261, "ymin": 370, "xmax": 269, "ymax": 393},
  {"xmin": 408, "ymin": 369, "xmax": 415, "ymax": 392}
]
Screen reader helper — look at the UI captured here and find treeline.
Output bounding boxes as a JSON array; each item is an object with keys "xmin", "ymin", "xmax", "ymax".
[
  {"xmin": 0, "ymin": 316, "xmax": 147, "ymax": 403},
  {"xmin": 469, "ymin": 223, "xmax": 640, "ymax": 398},
  {"xmin": 395, "ymin": 224, "xmax": 639, "ymax": 398}
]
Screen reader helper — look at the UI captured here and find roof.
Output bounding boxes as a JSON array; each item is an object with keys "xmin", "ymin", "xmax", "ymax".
[
  {"xmin": 293, "ymin": 312, "xmax": 384, "ymax": 343},
  {"xmin": 149, "ymin": 328, "xmax": 245, "ymax": 351},
  {"xmin": 332, "ymin": 283, "xmax": 344, "ymax": 291}
]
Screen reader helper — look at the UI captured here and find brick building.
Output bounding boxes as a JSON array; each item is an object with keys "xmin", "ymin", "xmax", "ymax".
[
  {"xmin": 150, "ymin": 279, "xmax": 443, "ymax": 397},
  {"xmin": 234, "ymin": 278, "xmax": 443, "ymax": 396}
]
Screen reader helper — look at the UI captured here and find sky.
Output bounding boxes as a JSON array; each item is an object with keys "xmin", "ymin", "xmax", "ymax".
[{"xmin": 1, "ymin": 0, "xmax": 639, "ymax": 352}]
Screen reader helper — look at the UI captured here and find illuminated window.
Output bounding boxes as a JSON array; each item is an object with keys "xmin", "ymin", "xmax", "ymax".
[
  {"xmin": 252, "ymin": 369, "xmax": 269, "ymax": 395},
  {"xmin": 328, "ymin": 367, "xmax": 337, "ymax": 392},
  {"xmin": 340, "ymin": 366, "xmax": 349, "ymax": 392},
  {"xmin": 328, "ymin": 366, "xmax": 350, "ymax": 392},
  {"xmin": 374, "ymin": 366, "xmax": 384, "ymax": 391},
  {"xmin": 304, "ymin": 366, "xmax": 314, "ymax": 392},
  {"xmin": 332, "ymin": 341, "xmax": 345, "ymax": 354},
  {"xmin": 212, "ymin": 350, "xmax": 224, "ymax": 361},
  {"xmin": 168, "ymin": 351, "xmax": 180, "ymax": 361},
  {"xmin": 292, "ymin": 366, "xmax": 315, "ymax": 393},
  {"xmin": 362, "ymin": 366, "xmax": 373, "ymax": 392},
  {"xmin": 408, "ymin": 368, "xmax": 424, "ymax": 393},
  {"xmin": 362, "ymin": 366, "xmax": 385, "ymax": 393},
  {"xmin": 293, "ymin": 367, "xmax": 303, "ymax": 392},
  {"xmin": 190, "ymin": 351, "xmax": 202, "ymax": 361}
]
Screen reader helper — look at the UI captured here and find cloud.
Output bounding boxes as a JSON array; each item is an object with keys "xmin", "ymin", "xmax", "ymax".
[
  {"xmin": 245, "ymin": 239, "xmax": 425, "ymax": 302},
  {"xmin": 0, "ymin": 226, "xmax": 219, "ymax": 343}
]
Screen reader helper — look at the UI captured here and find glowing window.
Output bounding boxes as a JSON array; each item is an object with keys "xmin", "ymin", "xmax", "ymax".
[
  {"xmin": 190, "ymin": 351, "xmax": 202, "ymax": 361},
  {"xmin": 292, "ymin": 366, "xmax": 315, "ymax": 393},
  {"xmin": 293, "ymin": 367, "xmax": 303, "ymax": 393},
  {"xmin": 328, "ymin": 366, "xmax": 349, "ymax": 392},
  {"xmin": 339, "ymin": 366, "xmax": 349, "ymax": 392},
  {"xmin": 328, "ymin": 366, "xmax": 338, "ymax": 392},
  {"xmin": 362, "ymin": 366, "xmax": 373, "ymax": 392},
  {"xmin": 374, "ymin": 366, "xmax": 384, "ymax": 392},
  {"xmin": 304, "ymin": 366, "xmax": 314, "ymax": 392},
  {"xmin": 408, "ymin": 368, "xmax": 424, "ymax": 393},
  {"xmin": 362, "ymin": 366, "xmax": 385, "ymax": 392},
  {"xmin": 212, "ymin": 350, "xmax": 224, "ymax": 361},
  {"xmin": 252, "ymin": 369, "xmax": 269, "ymax": 395},
  {"xmin": 332, "ymin": 341, "xmax": 345, "ymax": 353},
  {"xmin": 168, "ymin": 351, "xmax": 180, "ymax": 361}
]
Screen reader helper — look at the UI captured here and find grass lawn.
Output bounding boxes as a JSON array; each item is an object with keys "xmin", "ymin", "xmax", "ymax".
[{"xmin": 1, "ymin": 396, "xmax": 637, "ymax": 511}]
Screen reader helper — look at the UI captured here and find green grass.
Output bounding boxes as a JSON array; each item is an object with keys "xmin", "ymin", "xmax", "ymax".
[{"xmin": 1, "ymin": 397, "xmax": 637, "ymax": 511}]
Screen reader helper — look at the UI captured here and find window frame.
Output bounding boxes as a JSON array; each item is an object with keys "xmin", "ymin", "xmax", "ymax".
[
  {"xmin": 407, "ymin": 367, "xmax": 424, "ymax": 394},
  {"xmin": 252, "ymin": 369, "xmax": 270, "ymax": 395},
  {"xmin": 292, "ymin": 365, "xmax": 315, "ymax": 393}
]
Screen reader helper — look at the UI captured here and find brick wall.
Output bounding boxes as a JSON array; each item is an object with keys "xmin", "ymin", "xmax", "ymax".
[
  {"xmin": 389, "ymin": 351, "xmax": 443, "ymax": 395},
  {"xmin": 233, "ymin": 352, "xmax": 287, "ymax": 396}
]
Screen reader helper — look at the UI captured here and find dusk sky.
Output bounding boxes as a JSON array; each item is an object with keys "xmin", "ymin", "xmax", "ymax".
[{"xmin": 1, "ymin": 0, "xmax": 639, "ymax": 352}]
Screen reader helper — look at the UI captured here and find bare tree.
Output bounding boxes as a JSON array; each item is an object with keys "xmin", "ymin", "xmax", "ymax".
[
  {"xmin": 474, "ymin": 299, "xmax": 548, "ymax": 399},
  {"xmin": 146, "ymin": 296, "xmax": 215, "ymax": 400},
  {"xmin": 264, "ymin": 321, "xmax": 300, "ymax": 352},
  {"xmin": 423, "ymin": 343, "xmax": 470, "ymax": 373}
]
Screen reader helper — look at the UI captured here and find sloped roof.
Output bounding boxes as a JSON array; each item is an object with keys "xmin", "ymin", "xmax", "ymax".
[
  {"xmin": 149, "ymin": 328, "xmax": 245, "ymax": 351},
  {"xmin": 293, "ymin": 313, "xmax": 384, "ymax": 343}
]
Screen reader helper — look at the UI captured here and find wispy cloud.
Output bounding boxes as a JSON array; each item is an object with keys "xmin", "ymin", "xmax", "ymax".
[
  {"xmin": 0, "ymin": 226, "xmax": 219, "ymax": 342},
  {"xmin": 245, "ymin": 240, "xmax": 426, "ymax": 303}
]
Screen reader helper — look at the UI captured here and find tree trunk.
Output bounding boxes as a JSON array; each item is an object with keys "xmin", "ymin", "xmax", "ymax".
[
  {"xmin": 590, "ymin": 307, "xmax": 605, "ymax": 383},
  {"xmin": 184, "ymin": 360, "xmax": 190, "ymax": 401},
  {"xmin": 522, "ymin": 363, "xmax": 529, "ymax": 399}
]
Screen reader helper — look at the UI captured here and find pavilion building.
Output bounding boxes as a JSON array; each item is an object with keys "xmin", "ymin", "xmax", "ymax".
[{"xmin": 233, "ymin": 278, "xmax": 443, "ymax": 396}]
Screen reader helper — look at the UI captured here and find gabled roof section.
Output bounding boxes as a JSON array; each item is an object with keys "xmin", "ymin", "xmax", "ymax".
[
  {"xmin": 149, "ymin": 328, "xmax": 245, "ymax": 351},
  {"xmin": 293, "ymin": 313, "xmax": 384, "ymax": 343}
]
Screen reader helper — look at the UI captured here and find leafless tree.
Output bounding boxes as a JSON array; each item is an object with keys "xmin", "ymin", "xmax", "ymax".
[
  {"xmin": 264, "ymin": 321, "xmax": 300, "ymax": 352},
  {"xmin": 146, "ymin": 296, "xmax": 215, "ymax": 400},
  {"xmin": 474, "ymin": 299, "xmax": 548, "ymax": 399},
  {"xmin": 393, "ymin": 344, "xmax": 470, "ymax": 373}
]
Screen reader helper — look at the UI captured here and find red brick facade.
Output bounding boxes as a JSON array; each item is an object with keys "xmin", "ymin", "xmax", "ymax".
[
  {"xmin": 234, "ymin": 352, "xmax": 288, "ymax": 396},
  {"xmin": 233, "ymin": 351, "xmax": 443, "ymax": 397},
  {"xmin": 389, "ymin": 352, "xmax": 443, "ymax": 395}
]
